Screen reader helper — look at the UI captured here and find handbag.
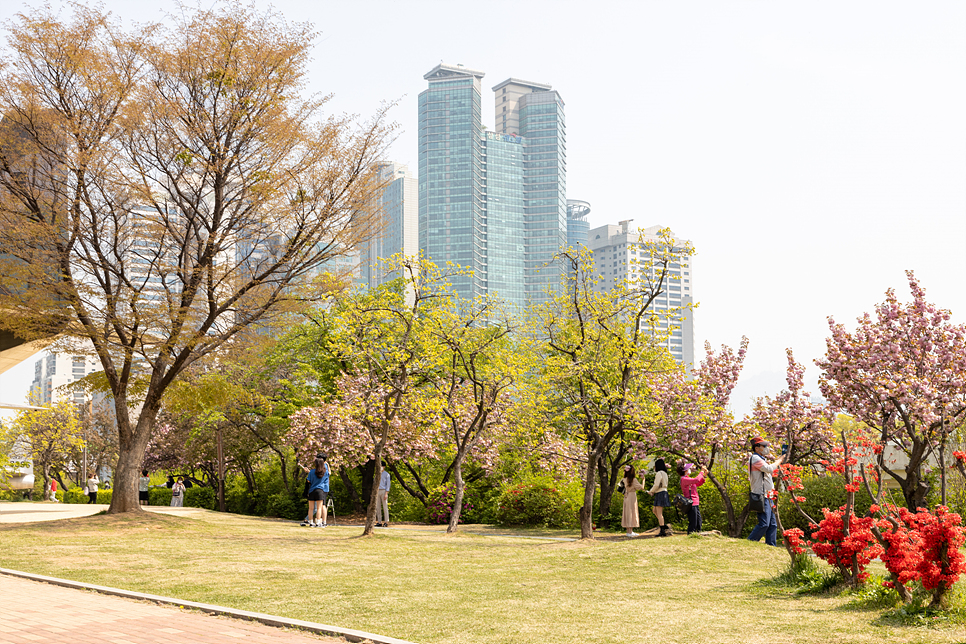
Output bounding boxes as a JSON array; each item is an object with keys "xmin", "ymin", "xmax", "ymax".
[
  {"xmin": 617, "ymin": 480, "xmax": 626, "ymax": 494},
  {"xmin": 748, "ymin": 453, "xmax": 766, "ymax": 512},
  {"xmin": 674, "ymin": 493, "xmax": 693, "ymax": 511}
]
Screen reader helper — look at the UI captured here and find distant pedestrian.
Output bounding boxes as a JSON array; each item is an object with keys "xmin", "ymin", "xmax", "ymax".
[
  {"xmin": 139, "ymin": 470, "xmax": 150, "ymax": 506},
  {"xmin": 170, "ymin": 477, "xmax": 185, "ymax": 507},
  {"xmin": 748, "ymin": 437, "xmax": 785, "ymax": 546},
  {"xmin": 376, "ymin": 463, "xmax": 391, "ymax": 527},
  {"xmin": 677, "ymin": 463, "xmax": 707, "ymax": 534},
  {"xmin": 86, "ymin": 472, "xmax": 99, "ymax": 504},
  {"xmin": 647, "ymin": 458, "xmax": 671, "ymax": 537},
  {"xmin": 299, "ymin": 454, "xmax": 330, "ymax": 527},
  {"xmin": 620, "ymin": 464, "xmax": 647, "ymax": 537},
  {"xmin": 49, "ymin": 479, "xmax": 59, "ymax": 502}
]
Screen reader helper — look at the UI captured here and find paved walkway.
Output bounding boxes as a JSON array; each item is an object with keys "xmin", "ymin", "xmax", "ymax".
[
  {"xmin": 0, "ymin": 503, "xmax": 418, "ymax": 643},
  {"xmin": 0, "ymin": 573, "xmax": 349, "ymax": 644}
]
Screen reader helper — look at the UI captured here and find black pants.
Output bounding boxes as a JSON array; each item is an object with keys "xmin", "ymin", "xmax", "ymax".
[
  {"xmin": 88, "ymin": 491, "xmax": 97, "ymax": 504},
  {"xmin": 687, "ymin": 505, "xmax": 702, "ymax": 533}
]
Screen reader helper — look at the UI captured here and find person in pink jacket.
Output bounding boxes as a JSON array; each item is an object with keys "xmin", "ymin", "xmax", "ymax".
[{"xmin": 677, "ymin": 463, "xmax": 707, "ymax": 534}]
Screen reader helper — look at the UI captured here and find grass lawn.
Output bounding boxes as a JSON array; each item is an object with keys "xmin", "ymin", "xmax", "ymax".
[{"xmin": 0, "ymin": 508, "xmax": 963, "ymax": 644}]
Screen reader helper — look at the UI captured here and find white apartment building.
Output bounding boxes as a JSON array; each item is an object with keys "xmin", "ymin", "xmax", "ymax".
[
  {"xmin": 588, "ymin": 221, "xmax": 694, "ymax": 367},
  {"xmin": 29, "ymin": 351, "xmax": 101, "ymax": 407}
]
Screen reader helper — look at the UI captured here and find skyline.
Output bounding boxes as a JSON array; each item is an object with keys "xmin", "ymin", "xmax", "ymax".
[{"xmin": 1, "ymin": 0, "xmax": 964, "ymax": 419}]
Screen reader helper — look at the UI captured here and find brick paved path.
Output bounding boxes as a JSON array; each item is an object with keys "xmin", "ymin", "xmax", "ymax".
[{"xmin": 0, "ymin": 574, "xmax": 346, "ymax": 644}]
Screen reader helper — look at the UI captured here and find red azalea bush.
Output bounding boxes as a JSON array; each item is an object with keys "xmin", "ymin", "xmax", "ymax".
[{"xmin": 808, "ymin": 507, "xmax": 882, "ymax": 585}]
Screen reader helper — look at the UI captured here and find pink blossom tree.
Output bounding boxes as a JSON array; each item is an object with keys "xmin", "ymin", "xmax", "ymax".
[
  {"xmin": 748, "ymin": 349, "xmax": 835, "ymax": 468},
  {"xmin": 644, "ymin": 338, "xmax": 750, "ymax": 537},
  {"xmin": 816, "ymin": 272, "xmax": 966, "ymax": 511},
  {"xmin": 287, "ymin": 257, "xmax": 454, "ymax": 536}
]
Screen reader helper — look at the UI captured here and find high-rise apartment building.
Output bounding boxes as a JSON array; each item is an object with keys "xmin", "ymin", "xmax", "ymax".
[
  {"xmin": 29, "ymin": 352, "xmax": 101, "ymax": 407},
  {"xmin": 588, "ymin": 222, "xmax": 695, "ymax": 366},
  {"xmin": 360, "ymin": 162, "xmax": 418, "ymax": 289},
  {"xmin": 418, "ymin": 63, "xmax": 567, "ymax": 308},
  {"xmin": 493, "ymin": 79, "xmax": 567, "ymax": 304}
]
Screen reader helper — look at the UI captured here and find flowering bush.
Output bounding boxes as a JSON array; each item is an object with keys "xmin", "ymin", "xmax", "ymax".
[
  {"xmin": 426, "ymin": 483, "xmax": 483, "ymax": 525},
  {"xmin": 809, "ymin": 506, "xmax": 882, "ymax": 585},
  {"xmin": 495, "ymin": 476, "xmax": 580, "ymax": 529}
]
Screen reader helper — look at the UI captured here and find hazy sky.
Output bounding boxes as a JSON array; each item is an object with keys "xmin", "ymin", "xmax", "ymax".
[{"xmin": 1, "ymin": 0, "xmax": 964, "ymax": 419}]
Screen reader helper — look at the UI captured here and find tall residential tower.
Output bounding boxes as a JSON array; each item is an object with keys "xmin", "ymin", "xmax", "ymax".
[
  {"xmin": 418, "ymin": 64, "xmax": 566, "ymax": 308},
  {"xmin": 588, "ymin": 222, "xmax": 695, "ymax": 367}
]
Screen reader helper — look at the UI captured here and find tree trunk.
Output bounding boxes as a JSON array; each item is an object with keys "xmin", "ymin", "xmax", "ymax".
[
  {"xmin": 447, "ymin": 454, "xmax": 466, "ymax": 534},
  {"xmin": 706, "ymin": 471, "xmax": 746, "ymax": 538},
  {"xmin": 107, "ymin": 403, "xmax": 158, "ymax": 514},
  {"xmin": 362, "ymin": 429, "xmax": 387, "ymax": 536},
  {"xmin": 579, "ymin": 445, "xmax": 601, "ymax": 539}
]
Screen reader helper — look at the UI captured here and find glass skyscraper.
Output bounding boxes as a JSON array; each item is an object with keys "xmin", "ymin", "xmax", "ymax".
[
  {"xmin": 418, "ymin": 64, "xmax": 486, "ymax": 300},
  {"xmin": 419, "ymin": 64, "xmax": 567, "ymax": 308}
]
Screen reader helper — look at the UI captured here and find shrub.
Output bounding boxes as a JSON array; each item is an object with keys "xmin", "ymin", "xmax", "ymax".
[
  {"xmin": 264, "ymin": 491, "xmax": 305, "ymax": 520},
  {"xmin": 495, "ymin": 476, "xmax": 581, "ymax": 529},
  {"xmin": 149, "ymin": 487, "xmax": 173, "ymax": 506},
  {"xmin": 63, "ymin": 487, "xmax": 88, "ymax": 504},
  {"xmin": 185, "ymin": 486, "xmax": 216, "ymax": 509},
  {"xmin": 426, "ymin": 483, "xmax": 486, "ymax": 525}
]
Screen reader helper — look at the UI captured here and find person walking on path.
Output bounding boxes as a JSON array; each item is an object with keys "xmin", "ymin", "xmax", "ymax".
[
  {"xmin": 86, "ymin": 472, "xmax": 99, "ymax": 504},
  {"xmin": 647, "ymin": 458, "xmax": 672, "ymax": 537},
  {"xmin": 139, "ymin": 470, "xmax": 150, "ymax": 506},
  {"xmin": 300, "ymin": 455, "xmax": 330, "ymax": 527},
  {"xmin": 376, "ymin": 464, "xmax": 391, "ymax": 527},
  {"xmin": 48, "ymin": 479, "xmax": 59, "ymax": 502},
  {"xmin": 170, "ymin": 477, "xmax": 186, "ymax": 507},
  {"xmin": 748, "ymin": 436, "xmax": 785, "ymax": 546},
  {"xmin": 677, "ymin": 463, "xmax": 706, "ymax": 534},
  {"xmin": 620, "ymin": 464, "xmax": 647, "ymax": 537}
]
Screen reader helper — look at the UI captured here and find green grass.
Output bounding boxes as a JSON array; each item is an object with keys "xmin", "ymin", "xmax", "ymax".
[{"xmin": 1, "ymin": 509, "xmax": 964, "ymax": 644}]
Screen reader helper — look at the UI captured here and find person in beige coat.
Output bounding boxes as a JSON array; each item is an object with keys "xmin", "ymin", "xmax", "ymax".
[{"xmin": 621, "ymin": 464, "xmax": 647, "ymax": 537}]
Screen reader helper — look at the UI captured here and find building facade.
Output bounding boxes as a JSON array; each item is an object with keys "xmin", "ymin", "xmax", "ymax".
[
  {"xmin": 588, "ymin": 222, "xmax": 695, "ymax": 366},
  {"xmin": 359, "ymin": 162, "xmax": 418, "ymax": 289},
  {"xmin": 29, "ymin": 351, "xmax": 101, "ymax": 407},
  {"xmin": 566, "ymin": 200, "xmax": 591, "ymax": 250},
  {"xmin": 418, "ymin": 64, "xmax": 567, "ymax": 308}
]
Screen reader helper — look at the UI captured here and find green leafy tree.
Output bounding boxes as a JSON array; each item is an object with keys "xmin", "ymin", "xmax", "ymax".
[
  {"xmin": 531, "ymin": 232, "xmax": 691, "ymax": 539},
  {"xmin": 11, "ymin": 402, "xmax": 83, "ymax": 499},
  {"xmin": 0, "ymin": 3, "xmax": 391, "ymax": 513}
]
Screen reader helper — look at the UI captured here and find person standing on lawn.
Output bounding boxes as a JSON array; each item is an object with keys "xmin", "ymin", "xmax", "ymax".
[
  {"xmin": 621, "ymin": 464, "xmax": 647, "ymax": 537},
  {"xmin": 677, "ymin": 463, "xmax": 707, "ymax": 534},
  {"xmin": 139, "ymin": 470, "xmax": 150, "ymax": 506},
  {"xmin": 170, "ymin": 477, "xmax": 186, "ymax": 507},
  {"xmin": 86, "ymin": 472, "xmax": 99, "ymax": 504},
  {"xmin": 300, "ymin": 455, "xmax": 330, "ymax": 527},
  {"xmin": 748, "ymin": 436, "xmax": 785, "ymax": 546},
  {"xmin": 376, "ymin": 463, "xmax": 391, "ymax": 527},
  {"xmin": 647, "ymin": 458, "xmax": 671, "ymax": 537}
]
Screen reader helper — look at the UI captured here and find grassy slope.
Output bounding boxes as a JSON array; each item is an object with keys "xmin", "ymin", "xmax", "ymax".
[{"xmin": 0, "ymin": 510, "xmax": 960, "ymax": 644}]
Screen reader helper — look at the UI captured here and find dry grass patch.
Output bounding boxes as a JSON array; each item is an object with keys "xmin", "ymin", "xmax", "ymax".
[{"xmin": 0, "ymin": 508, "xmax": 963, "ymax": 644}]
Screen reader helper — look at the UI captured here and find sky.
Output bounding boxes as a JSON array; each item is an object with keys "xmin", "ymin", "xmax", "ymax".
[{"xmin": 1, "ymin": 0, "xmax": 965, "ymax": 420}]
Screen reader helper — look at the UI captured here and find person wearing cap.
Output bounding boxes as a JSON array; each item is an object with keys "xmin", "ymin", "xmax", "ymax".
[{"xmin": 748, "ymin": 436, "xmax": 784, "ymax": 546}]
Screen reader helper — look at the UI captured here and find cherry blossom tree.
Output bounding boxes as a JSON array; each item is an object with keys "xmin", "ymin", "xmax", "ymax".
[
  {"xmin": 288, "ymin": 258, "xmax": 453, "ymax": 536},
  {"xmin": 749, "ymin": 349, "xmax": 834, "ymax": 467},
  {"xmin": 645, "ymin": 338, "xmax": 750, "ymax": 537},
  {"xmin": 816, "ymin": 272, "xmax": 966, "ymax": 511}
]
